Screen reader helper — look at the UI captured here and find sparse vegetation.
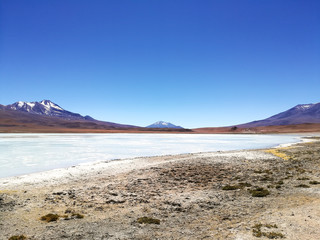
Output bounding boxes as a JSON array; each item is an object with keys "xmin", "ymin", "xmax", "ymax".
[
  {"xmin": 260, "ymin": 176, "xmax": 274, "ymax": 182},
  {"xmin": 296, "ymin": 168, "xmax": 306, "ymax": 174},
  {"xmin": 297, "ymin": 177, "xmax": 309, "ymax": 180},
  {"xmin": 265, "ymin": 149, "xmax": 291, "ymax": 161},
  {"xmin": 295, "ymin": 184, "xmax": 310, "ymax": 188},
  {"xmin": 72, "ymin": 213, "xmax": 84, "ymax": 219},
  {"xmin": 61, "ymin": 210, "xmax": 84, "ymax": 220},
  {"xmin": 137, "ymin": 217, "xmax": 160, "ymax": 225},
  {"xmin": 222, "ymin": 185, "xmax": 240, "ymax": 190},
  {"xmin": 8, "ymin": 235, "xmax": 27, "ymax": 240},
  {"xmin": 284, "ymin": 175, "xmax": 293, "ymax": 179},
  {"xmin": 40, "ymin": 213, "xmax": 59, "ymax": 222},
  {"xmin": 222, "ymin": 182, "xmax": 252, "ymax": 190},
  {"xmin": 65, "ymin": 209, "xmax": 73, "ymax": 214},
  {"xmin": 3, "ymin": 140, "xmax": 320, "ymax": 239},
  {"xmin": 265, "ymin": 224, "xmax": 278, "ymax": 228},
  {"xmin": 252, "ymin": 223, "xmax": 284, "ymax": 239},
  {"xmin": 276, "ymin": 180, "xmax": 284, "ymax": 185},
  {"xmin": 264, "ymin": 232, "xmax": 285, "ymax": 239},
  {"xmin": 249, "ymin": 187, "xmax": 270, "ymax": 197},
  {"xmin": 254, "ymin": 169, "xmax": 272, "ymax": 174},
  {"xmin": 309, "ymin": 180, "xmax": 320, "ymax": 185},
  {"xmin": 238, "ymin": 182, "xmax": 252, "ymax": 187}
]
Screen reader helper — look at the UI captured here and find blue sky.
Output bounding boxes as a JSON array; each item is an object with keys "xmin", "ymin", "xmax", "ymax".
[{"xmin": 1, "ymin": 0, "xmax": 319, "ymax": 128}]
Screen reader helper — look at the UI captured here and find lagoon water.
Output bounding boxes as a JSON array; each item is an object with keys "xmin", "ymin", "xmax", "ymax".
[{"xmin": 0, "ymin": 133, "xmax": 301, "ymax": 178}]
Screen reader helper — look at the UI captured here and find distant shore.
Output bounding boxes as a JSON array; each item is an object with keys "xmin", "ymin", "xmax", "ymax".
[
  {"xmin": 1, "ymin": 123, "xmax": 320, "ymax": 134},
  {"xmin": 1, "ymin": 138, "xmax": 320, "ymax": 239}
]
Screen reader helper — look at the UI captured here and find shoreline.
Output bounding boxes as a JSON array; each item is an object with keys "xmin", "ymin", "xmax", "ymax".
[
  {"xmin": 0, "ymin": 135, "xmax": 310, "ymax": 187},
  {"xmin": 0, "ymin": 148, "xmax": 277, "ymax": 189},
  {"xmin": 1, "ymin": 138, "xmax": 320, "ymax": 239}
]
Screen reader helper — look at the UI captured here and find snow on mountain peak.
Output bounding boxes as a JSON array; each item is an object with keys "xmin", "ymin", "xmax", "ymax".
[
  {"xmin": 301, "ymin": 105, "xmax": 312, "ymax": 109},
  {"xmin": 154, "ymin": 121, "xmax": 169, "ymax": 125},
  {"xmin": 6, "ymin": 100, "xmax": 95, "ymax": 121},
  {"xmin": 146, "ymin": 121, "xmax": 183, "ymax": 129},
  {"xmin": 39, "ymin": 100, "xmax": 63, "ymax": 110},
  {"xmin": 295, "ymin": 104, "xmax": 314, "ymax": 110},
  {"xmin": 17, "ymin": 101, "xmax": 24, "ymax": 107},
  {"xmin": 27, "ymin": 102, "xmax": 35, "ymax": 108},
  {"xmin": 10, "ymin": 100, "xmax": 64, "ymax": 112}
]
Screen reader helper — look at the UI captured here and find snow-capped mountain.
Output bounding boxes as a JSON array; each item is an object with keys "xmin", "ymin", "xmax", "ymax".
[
  {"xmin": 6, "ymin": 100, "xmax": 94, "ymax": 121},
  {"xmin": 241, "ymin": 102, "xmax": 320, "ymax": 127},
  {"xmin": 146, "ymin": 121, "xmax": 183, "ymax": 129}
]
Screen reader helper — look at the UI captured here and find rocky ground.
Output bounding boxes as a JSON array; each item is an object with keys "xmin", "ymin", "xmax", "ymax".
[{"xmin": 1, "ymin": 138, "xmax": 320, "ymax": 240}]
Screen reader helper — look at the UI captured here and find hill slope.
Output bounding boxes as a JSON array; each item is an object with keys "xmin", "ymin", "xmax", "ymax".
[
  {"xmin": 5, "ymin": 100, "xmax": 94, "ymax": 121},
  {"xmin": 0, "ymin": 100, "xmax": 138, "ymax": 132},
  {"xmin": 240, "ymin": 103, "xmax": 320, "ymax": 127}
]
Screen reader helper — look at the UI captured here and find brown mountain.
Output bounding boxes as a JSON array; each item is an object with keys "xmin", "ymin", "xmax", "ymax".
[
  {"xmin": 194, "ymin": 102, "xmax": 320, "ymax": 134},
  {"xmin": 0, "ymin": 100, "xmax": 191, "ymax": 133},
  {"xmin": 240, "ymin": 103, "xmax": 320, "ymax": 127},
  {"xmin": 0, "ymin": 107, "xmax": 141, "ymax": 133}
]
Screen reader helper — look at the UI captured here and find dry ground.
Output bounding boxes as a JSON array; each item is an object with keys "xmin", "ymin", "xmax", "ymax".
[{"xmin": 1, "ymin": 139, "xmax": 320, "ymax": 240}]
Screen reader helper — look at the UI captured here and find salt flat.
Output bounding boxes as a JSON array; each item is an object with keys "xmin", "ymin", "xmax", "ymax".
[{"xmin": 0, "ymin": 133, "xmax": 300, "ymax": 178}]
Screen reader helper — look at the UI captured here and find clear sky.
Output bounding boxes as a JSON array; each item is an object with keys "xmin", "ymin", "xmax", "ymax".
[{"xmin": 1, "ymin": 0, "xmax": 319, "ymax": 128}]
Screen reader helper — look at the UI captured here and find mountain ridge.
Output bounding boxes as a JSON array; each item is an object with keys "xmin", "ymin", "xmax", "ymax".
[
  {"xmin": 240, "ymin": 102, "xmax": 320, "ymax": 127},
  {"xmin": 1, "ymin": 100, "xmax": 320, "ymax": 133},
  {"xmin": 0, "ymin": 100, "xmax": 191, "ymax": 133},
  {"xmin": 1, "ymin": 100, "xmax": 138, "ymax": 130},
  {"xmin": 5, "ymin": 100, "xmax": 94, "ymax": 121}
]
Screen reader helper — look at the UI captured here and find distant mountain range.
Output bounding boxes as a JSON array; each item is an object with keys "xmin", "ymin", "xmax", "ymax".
[
  {"xmin": 0, "ymin": 100, "xmax": 190, "ymax": 132},
  {"xmin": 146, "ymin": 121, "xmax": 183, "ymax": 129},
  {"xmin": 5, "ymin": 100, "xmax": 95, "ymax": 121},
  {"xmin": 1, "ymin": 100, "xmax": 319, "ymax": 133},
  {"xmin": 0, "ymin": 100, "xmax": 137, "ymax": 131},
  {"xmin": 240, "ymin": 102, "xmax": 320, "ymax": 127}
]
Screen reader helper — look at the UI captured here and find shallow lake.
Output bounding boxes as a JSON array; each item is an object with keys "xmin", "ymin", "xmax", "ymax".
[{"xmin": 0, "ymin": 133, "xmax": 301, "ymax": 178}]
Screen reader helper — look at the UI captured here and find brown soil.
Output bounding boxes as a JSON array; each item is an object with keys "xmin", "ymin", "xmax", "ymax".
[{"xmin": 194, "ymin": 123, "xmax": 320, "ymax": 134}]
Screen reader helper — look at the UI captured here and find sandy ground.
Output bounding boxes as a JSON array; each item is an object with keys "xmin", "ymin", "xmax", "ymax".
[{"xmin": 1, "ymin": 138, "xmax": 320, "ymax": 240}]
